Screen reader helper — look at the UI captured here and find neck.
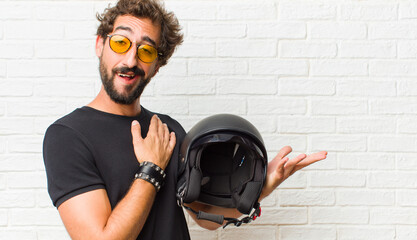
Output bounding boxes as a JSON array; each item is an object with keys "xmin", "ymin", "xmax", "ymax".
[{"xmin": 88, "ymin": 86, "xmax": 142, "ymax": 117}]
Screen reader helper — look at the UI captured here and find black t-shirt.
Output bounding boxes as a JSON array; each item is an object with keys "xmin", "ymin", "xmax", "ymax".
[{"xmin": 43, "ymin": 106, "xmax": 190, "ymax": 240}]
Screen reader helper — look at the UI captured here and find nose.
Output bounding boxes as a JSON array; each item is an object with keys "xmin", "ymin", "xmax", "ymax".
[{"xmin": 123, "ymin": 45, "xmax": 138, "ymax": 68}]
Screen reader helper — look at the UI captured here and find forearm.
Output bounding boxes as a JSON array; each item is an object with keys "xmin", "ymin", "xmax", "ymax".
[{"xmin": 59, "ymin": 179, "xmax": 157, "ymax": 240}]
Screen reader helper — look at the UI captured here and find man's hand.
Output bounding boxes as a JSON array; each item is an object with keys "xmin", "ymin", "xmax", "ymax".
[
  {"xmin": 260, "ymin": 146, "xmax": 327, "ymax": 200},
  {"xmin": 131, "ymin": 115, "xmax": 176, "ymax": 169}
]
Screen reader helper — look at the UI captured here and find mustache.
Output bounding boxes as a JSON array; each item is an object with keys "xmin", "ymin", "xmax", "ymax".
[{"xmin": 113, "ymin": 66, "xmax": 145, "ymax": 77}]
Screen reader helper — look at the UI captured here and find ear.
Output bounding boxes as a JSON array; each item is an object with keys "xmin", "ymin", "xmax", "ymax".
[{"xmin": 95, "ymin": 35, "xmax": 105, "ymax": 58}]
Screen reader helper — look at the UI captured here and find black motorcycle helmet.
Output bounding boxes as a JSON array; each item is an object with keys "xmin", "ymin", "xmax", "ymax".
[{"xmin": 176, "ymin": 114, "xmax": 267, "ymax": 227}]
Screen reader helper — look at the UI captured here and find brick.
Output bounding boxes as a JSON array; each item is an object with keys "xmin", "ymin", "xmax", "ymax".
[
  {"xmin": 188, "ymin": 97, "xmax": 245, "ymax": 115},
  {"xmin": 398, "ymin": 80, "xmax": 417, "ymax": 96},
  {"xmin": 188, "ymin": 23, "xmax": 245, "ymax": 38},
  {"xmin": 0, "ymin": 80, "xmax": 33, "ymax": 96},
  {"xmin": 188, "ymin": 229, "xmax": 217, "ymax": 240},
  {"xmin": 0, "ymin": 154, "xmax": 44, "ymax": 172},
  {"xmin": 279, "ymin": 3, "xmax": 336, "ymax": 20},
  {"xmin": 217, "ymin": 1, "xmax": 276, "ymax": 20},
  {"xmin": 248, "ymin": 98, "xmax": 306, "ymax": 115},
  {"xmin": 67, "ymin": 60, "xmax": 100, "ymax": 78},
  {"xmin": 310, "ymin": 60, "xmax": 368, "ymax": 76},
  {"xmin": 279, "ymin": 78, "xmax": 335, "ymax": 96},
  {"xmin": 337, "ymin": 117, "xmax": 396, "ymax": 133},
  {"xmin": 339, "ymin": 41, "xmax": 396, "ymax": 58},
  {"xmin": 8, "ymin": 172, "xmax": 46, "ymax": 189},
  {"xmin": 35, "ymin": 40, "xmax": 95, "ymax": 59},
  {"xmin": 311, "ymin": 207, "xmax": 368, "ymax": 224},
  {"xmin": 280, "ymin": 41, "xmax": 337, "ymax": 58},
  {"xmin": 279, "ymin": 226, "xmax": 336, "ymax": 240},
  {"xmin": 310, "ymin": 23, "xmax": 366, "ymax": 39},
  {"xmin": 37, "ymin": 229, "xmax": 71, "ymax": 240},
  {"xmin": 248, "ymin": 22, "xmax": 306, "ymax": 39},
  {"xmin": 157, "ymin": 59, "xmax": 187, "ymax": 77},
  {"xmin": 0, "ymin": 118, "xmax": 33, "ymax": 135},
  {"xmin": 5, "ymin": 21, "xmax": 64, "ymax": 40},
  {"xmin": 37, "ymin": 189, "xmax": 53, "ymax": 208},
  {"xmin": 189, "ymin": 59, "xmax": 247, "ymax": 75},
  {"xmin": 0, "ymin": 60, "xmax": 6, "ymax": 77},
  {"xmin": 65, "ymin": 21, "xmax": 97, "ymax": 40},
  {"xmin": 35, "ymin": 2, "xmax": 93, "ymax": 20},
  {"xmin": 0, "ymin": 40, "xmax": 34, "ymax": 59},
  {"xmin": 398, "ymin": 190, "xmax": 417, "ymax": 207},
  {"xmin": 278, "ymin": 171, "xmax": 307, "ymax": 189},
  {"xmin": 0, "ymin": 174, "xmax": 5, "ymax": 189},
  {"xmin": 10, "ymin": 208, "xmax": 61, "ymax": 226},
  {"xmin": 370, "ymin": 23, "xmax": 417, "ymax": 39},
  {"xmin": 337, "ymin": 190, "xmax": 395, "ymax": 206},
  {"xmin": 35, "ymin": 79, "xmax": 95, "ymax": 98},
  {"xmin": 397, "ymin": 226, "xmax": 417, "ymax": 240},
  {"xmin": 279, "ymin": 117, "xmax": 335, "ymax": 134},
  {"xmin": 0, "ymin": 210, "xmax": 7, "ymax": 226},
  {"xmin": 339, "ymin": 153, "xmax": 395, "ymax": 170},
  {"xmin": 371, "ymin": 99, "xmax": 417, "ymax": 114},
  {"xmin": 278, "ymin": 190, "xmax": 335, "ymax": 206},
  {"xmin": 400, "ymin": 2, "xmax": 417, "ymax": 19},
  {"xmin": 370, "ymin": 60, "xmax": 417, "ymax": 77},
  {"xmin": 155, "ymin": 76, "xmax": 215, "ymax": 95},
  {"xmin": 0, "ymin": 3, "xmax": 32, "ymax": 20},
  {"xmin": 140, "ymin": 98, "xmax": 189, "ymax": 115},
  {"xmin": 371, "ymin": 208, "xmax": 417, "ymax": 224},
  {"xmin": 310, "ymin": 172, "xmax": 366, "ymax": 187},
  {"xmin": 218, "ymin": 77, "xmax": 277, "ymax": 95},
  {"xmin": 165, "ymin": 1, "xmax": 216, "ymax": 20},
  {"xmin": 369, "ymin": 136, "xmax": 417, "ymax": 152},
  {"xmin": 369, "ymin": 172, "xmax": 417, "ymax": 188},
  {"xmin": 0, "ymin": 230, "xmax": 36, "ymax": 240},
  {"xmin": 0, "ymin": 103, "xmax": 4, "ymax": 116},
  {"xmin": 253, "ymin": 207, "xmax": 307, "ymax": 225},
  {"xmin": 217, "ymin": 40, "xmax": 277, "ymax": 58},
  {"xmin": 8, "ymin": 100, "xmax": 66, "ymax": 117},
  {"xmin": 0, "ymin": 137, "xmax": 4, "ymax": 153},
  {"xmin": 312, "ymin": 99, "xmax": 367, "ymax": 115},
  {"xmin": 338, "ymin": 227, "xmax": 395, "ymax": 240},
  {"xmin": 398, "ymin": 117, "xmax": 417, "ymax": 133},
  {"xmin": 398, "ymin": 41, "xmax": 417, "ymax": 58},
  {"xmin": 263, "ymin": 135, "xmax": 307, "ymax": 152},
  {"xmin": 0, "ymin": 22, "xmax": 3, "ymax": 39},
  {"xmin": 250, "ymin": 60, "xmax": 308, "ymax": 76},
  {"xmin": 8, "ymin": 136, "xmax": 44, "ymax": 153},
  {"xmin": 8, "ymin": 60, "xmax": 66, "ymax": 77},
  {"xmin": 0, "ymin": 190, "xmax": 35, "ymax": 207},
  {"xmin": 219, "ymin": 227, "xmax": 276, "ymax": 239},
  {"xmin": 397, "ymin": 153, "xmax": 417, "ymax": 170},
  {"xmin": 337, "ymin": 79, "xmax": 396, "ymax": 97},
  {"xmin": 174, "ymin": 41, "xmax": 215, "ymax": 57},
  {"xmin": 341, "ymin": 4, "xmax": 398, "ymax": 20},
  {"xmin": 312, "ymin": 134, "xmax": 367, "ymax": 152}
]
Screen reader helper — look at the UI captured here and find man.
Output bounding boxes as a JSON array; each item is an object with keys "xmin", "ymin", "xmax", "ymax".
[{"xmin": 43, "ymin": 0, "xmax": 327, "ymax": 239}]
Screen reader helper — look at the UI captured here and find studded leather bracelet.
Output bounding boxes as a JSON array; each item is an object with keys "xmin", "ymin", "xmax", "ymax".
[{"xmin": 135, "ymin": 161, "xmax": 166, "ymax": 192}]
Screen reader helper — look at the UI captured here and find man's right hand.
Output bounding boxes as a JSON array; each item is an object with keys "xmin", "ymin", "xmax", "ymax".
[{"xmin": 131, "ymin": 114, "xmax": 176, "ymax": 170}]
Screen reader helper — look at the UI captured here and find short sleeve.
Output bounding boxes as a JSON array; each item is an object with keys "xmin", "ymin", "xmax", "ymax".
[{"xmin": 43, "ymin": 124, "xmax": 105, "ymax": 208}]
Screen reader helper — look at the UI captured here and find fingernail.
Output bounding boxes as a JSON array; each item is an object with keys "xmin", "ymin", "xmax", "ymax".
[{"xmin": 132, "ymin": 120, "xmax": 139, "ymax": 126}]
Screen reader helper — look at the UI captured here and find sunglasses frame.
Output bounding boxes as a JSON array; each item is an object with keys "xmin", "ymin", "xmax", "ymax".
[{"xmin": 107, "ymin": 34, "xmax": 162, "ymax": 63}]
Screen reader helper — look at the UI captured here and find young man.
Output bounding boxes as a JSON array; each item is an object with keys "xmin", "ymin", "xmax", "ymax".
[{"xmin": 43, "ymin": 0, "xmax": 327, "ymax": 239}]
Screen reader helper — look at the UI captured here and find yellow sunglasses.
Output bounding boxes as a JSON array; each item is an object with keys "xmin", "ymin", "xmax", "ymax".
[{"xmin": 107, "ymin": 34, "xmax": 162, "ymax": 63}]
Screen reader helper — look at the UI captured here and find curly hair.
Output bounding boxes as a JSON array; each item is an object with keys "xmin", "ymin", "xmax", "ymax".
[{"xmin": 96, "ymin": 0, "xmax": 183, "ymax": 67}]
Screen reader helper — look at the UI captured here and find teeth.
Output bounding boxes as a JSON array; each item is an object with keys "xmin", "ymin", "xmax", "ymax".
[{"xmin": 118, "ymin": 73, "xmax": 134, "ymax": 78}]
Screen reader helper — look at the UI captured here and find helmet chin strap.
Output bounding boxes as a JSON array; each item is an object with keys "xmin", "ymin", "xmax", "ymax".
[{"xmin": 182, "ymin": 202, "xmax": 262, "ymax": 228}]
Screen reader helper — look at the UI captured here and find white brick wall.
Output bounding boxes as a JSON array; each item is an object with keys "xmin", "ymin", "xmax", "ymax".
[{"xmin": 1, "ymin": 0, "xmax": 417, "ymax": 239}]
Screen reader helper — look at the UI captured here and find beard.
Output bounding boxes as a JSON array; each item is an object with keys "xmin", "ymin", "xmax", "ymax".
[{"xmin": 99, "ymin": 57, "xmax": 152, "ymax": 105}]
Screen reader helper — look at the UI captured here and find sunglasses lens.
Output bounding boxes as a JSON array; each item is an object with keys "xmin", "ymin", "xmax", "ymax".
[
  {"xmin": 109, "ymin": 35, "xmax": 131, "ymax": 53},
  {"xmin": 138, "ymin": 45, "xmax": 158, "ymax": 63}
]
